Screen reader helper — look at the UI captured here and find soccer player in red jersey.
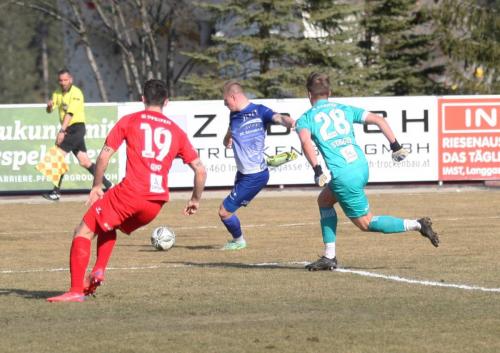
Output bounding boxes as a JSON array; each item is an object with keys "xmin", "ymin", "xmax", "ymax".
[{"xmin": 48, "ymin": 79, "xmax": 207, "ymax": 302}]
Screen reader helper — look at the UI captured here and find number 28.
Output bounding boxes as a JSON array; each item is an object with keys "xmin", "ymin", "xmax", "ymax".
[{"xmin": 314, "ymin": 109, "xmax": 350, "ymax": 141}]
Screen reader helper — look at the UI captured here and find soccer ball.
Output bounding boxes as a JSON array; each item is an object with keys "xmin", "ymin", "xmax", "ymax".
[{"xmin": 150, "ymin": 226, "xmax": 176, "ymax": 251}]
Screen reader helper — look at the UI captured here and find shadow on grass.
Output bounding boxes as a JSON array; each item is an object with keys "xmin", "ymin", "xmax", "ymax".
[
  {"xmin": 120, "ymin": 244, "xmax": 221, "ymax": 251},
  {"xmin": 161, "ymin": 261, "xmax": 404, "ymax": 271},
  {"xmin": 137, "ymin": 244, "xmax": 221, "ymax": 252},
  {"xmin": 0, "ymin": 288, "xmax": 61, "ymax": 299},
  {"xmin": 164, "ymin": 261, "xmax": 304, "ymax": 270},
  {"xmin": 174, "ymin": 245, "xmax": 221, "ymax": 250}
]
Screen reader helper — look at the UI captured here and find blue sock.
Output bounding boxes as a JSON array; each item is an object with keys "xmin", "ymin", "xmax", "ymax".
[
  {"xmin": 368, "ymin": 215, "xmax": 405, "ymax": 233},
  {"xmin": 222, "ymin": 214, "xmax": 242, "ymax": 239},
  {"xmin": 319, "ymin": 207, "xmax": 337, "ymax": 243}
]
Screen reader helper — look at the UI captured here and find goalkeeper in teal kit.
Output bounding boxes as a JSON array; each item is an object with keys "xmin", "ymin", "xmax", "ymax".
[{"xmin": 296, "ymin": 73, "xmax": 439, "ymax": 271}]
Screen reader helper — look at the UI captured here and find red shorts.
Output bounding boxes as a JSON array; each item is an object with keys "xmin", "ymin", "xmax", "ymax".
[{"xmin": 83, "ymin": 184, "xmax": 165, "ymax": 235}]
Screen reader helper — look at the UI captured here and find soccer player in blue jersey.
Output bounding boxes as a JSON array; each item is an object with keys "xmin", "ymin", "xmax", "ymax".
[
  {"xmin": 219, "ymin": 80, "xmax": 296, "ymax": 250},
  {"xmin": 296, "ymin": 72, "xmax": 439, "ymax": 271}
]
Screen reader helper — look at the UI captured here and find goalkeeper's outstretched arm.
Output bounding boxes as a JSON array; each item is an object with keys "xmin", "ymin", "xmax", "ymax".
[
  {"xmin": 364, "ymin": 113, "xmax": 409, "ymax": 162},
  {"xmin": 364, "ymin": 113, "xmax": 398, "ymax": 144},
  {"xmin": 298, "ymin": 128, "xmax": 327, "ymax": 187}
]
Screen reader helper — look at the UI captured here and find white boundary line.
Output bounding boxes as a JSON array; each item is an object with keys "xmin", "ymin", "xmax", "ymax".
[
  {"xmin": 334, "ymin": 268, "xmax": 500, "ymax": 293},
  {"xmin": 1, "ymin": 261, "xmax": 499, "ymax": 293}
]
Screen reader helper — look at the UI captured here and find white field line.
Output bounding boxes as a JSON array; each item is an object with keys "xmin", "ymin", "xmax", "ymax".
[
  {"xmin": 1, "ymin": 261, "xmax": 499, "ymax": 293},
  {"xmin": 1, "ymin": 215, "xmax": 499, "ymax": 236},
  {"xmin": 334, "ymin": 268, "xmax": 500, "ymax": 293}
]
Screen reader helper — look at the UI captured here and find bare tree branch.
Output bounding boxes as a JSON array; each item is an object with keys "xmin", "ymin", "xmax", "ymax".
[
  {"xmin": 11, "ymin": 0, "xmax": 79, "ymax": 31},
  {"xmin": 67, "ymin": 0, "xmax": 108, "ymax": 101}
]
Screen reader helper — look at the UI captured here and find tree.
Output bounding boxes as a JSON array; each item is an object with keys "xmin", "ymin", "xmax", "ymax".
[
  {"xmin": 302, "ymin": 0, "xmax": 389, "ymax": 96},
  {"xmin": 182, "ymin": 0, "xmax": 311, "ymax": 99},
  {"xmin": 0, "ymin": 3, "xmax": 63, "ymax": 103},
  {"xmin": 87, "ymin": 0, "xmax": 204, "ymax": 98},
  {"xmin": 10, "ymin": 0, "xmax": 109, "ymax": 100},
  {"xmin": 361, "ymin": 0, "xmax": 445, "ymax": 95},
  {"xmin": 182, "ymin": 0, "xmax": 374, "ymax": 99},
  {"xmin": 9, "ymin": 0, "xmax": 203, "ymax": 101},
  {"xmin": 433, "ymin": 0, "xmax": 499, "ymax": 94}
]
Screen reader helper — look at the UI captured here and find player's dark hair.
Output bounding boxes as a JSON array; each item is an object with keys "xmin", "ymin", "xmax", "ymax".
[
  {"xmin": 143, "ymin": 79, "xmax": 168, "ymax": 106},
  {"xmin": 57, "ymin": 68, "xmax": 71, "ymax": 76},
  {"xmin": 306, "ymin": 72, "xmax": 330, "ymax": 98}
]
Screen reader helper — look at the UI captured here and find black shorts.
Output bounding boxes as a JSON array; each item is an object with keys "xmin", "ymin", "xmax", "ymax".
[{"xmin": 59, "ymin": 123, "xmax": 87, "ymax": 155}]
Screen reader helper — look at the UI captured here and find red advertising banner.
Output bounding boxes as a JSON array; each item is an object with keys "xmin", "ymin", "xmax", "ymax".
[{"xmin": 438, "ymin": 97, "xmax": 500, "ymax": 180}]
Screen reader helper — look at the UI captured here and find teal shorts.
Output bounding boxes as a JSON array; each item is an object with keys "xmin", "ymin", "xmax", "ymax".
[{"xmin": 329, "ymin": 162, "xmax": 370, "ymax": 218}]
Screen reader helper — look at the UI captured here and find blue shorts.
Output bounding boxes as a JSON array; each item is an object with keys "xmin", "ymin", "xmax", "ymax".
[
  {"xmin": 223, "ymin": 169, "xmax": 270, "ymax": 213},
  {"xmin": 330, "ymin": 163, "xmax": 370, "ymax": 218}
]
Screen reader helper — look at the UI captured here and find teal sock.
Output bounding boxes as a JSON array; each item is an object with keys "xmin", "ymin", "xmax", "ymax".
[
  {"xmin": 368, "ymin": 215, "xmax": 405, "ymax": 233},
  {"xmin": 319, "ymin": 207, "xmax": 337, "ymax": 243}
]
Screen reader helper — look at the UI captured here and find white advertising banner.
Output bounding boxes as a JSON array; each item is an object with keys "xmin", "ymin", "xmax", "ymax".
[{"xmin": 117, "ymin": 96, "xmax": 439, "ymax": 187}]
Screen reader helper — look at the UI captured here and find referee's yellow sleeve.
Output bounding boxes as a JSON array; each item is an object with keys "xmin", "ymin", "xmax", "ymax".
[{"xmin": 66, "ymin": 86, "xmax": 85, "ymax": 125}]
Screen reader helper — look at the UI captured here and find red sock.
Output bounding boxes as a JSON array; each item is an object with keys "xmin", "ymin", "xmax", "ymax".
[
  {"xmin": 69, "ymin": 236, "xmax": 91, "ymax": 293},
  {"xmin": 92, "ymin": 230, "xmax": 117, "ymax": 274}
]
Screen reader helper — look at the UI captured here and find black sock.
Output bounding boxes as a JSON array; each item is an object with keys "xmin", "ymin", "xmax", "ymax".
[
  {"xmin": 86, "ymin": 163, "xmax": 96, "ymax": 175},
  {"xmin": 54, "ymin": 174, "xmax": 64, "ymax": 193}
]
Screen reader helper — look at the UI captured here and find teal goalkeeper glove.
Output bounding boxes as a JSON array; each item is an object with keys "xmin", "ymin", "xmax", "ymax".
[
  {"xmin": 390, "ymin": 140, "xmax": 409, "ymax": 162},
  {"xmin": 266, "ymin": 151, "xmax": 298, "ymax": 167}
]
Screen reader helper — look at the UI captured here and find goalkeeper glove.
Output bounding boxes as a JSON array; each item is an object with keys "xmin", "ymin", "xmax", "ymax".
[
  {"xmin": 390, "ymin": 140, "xmax": 409, "ymax": 162},
  {"xmin": 313, "ymin": 165, "xmax": 328, "ymax": 187},
  {"xmin": 266, "ymin": 151, "xmax": 298, "ymax": 167}
]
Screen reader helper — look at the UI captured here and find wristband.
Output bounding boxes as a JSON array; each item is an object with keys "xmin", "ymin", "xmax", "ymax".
[
  {"xmin": 313, "ymin": 164, "xmax": 323, "ymax": 177},
  {"xmin": 59, "ymin": 129, "xmax": 66, "ymax": 134},
  {"xmin": 390, "ymin": 139, "xmax": 402, "ymax": 152}
]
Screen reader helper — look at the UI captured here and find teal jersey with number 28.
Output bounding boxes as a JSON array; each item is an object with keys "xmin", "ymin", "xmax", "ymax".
[{"xmin": 296, "ymin": 99, "xmax": 368, "ymax": 178}]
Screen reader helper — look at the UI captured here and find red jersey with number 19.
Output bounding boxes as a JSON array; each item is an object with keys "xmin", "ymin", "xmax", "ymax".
[{"xmin": 105, "ymin": 109, "xmax": 198, "ymax": 201}]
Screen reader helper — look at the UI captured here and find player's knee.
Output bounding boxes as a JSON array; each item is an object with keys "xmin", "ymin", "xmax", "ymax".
[
  {"xmin": 317, "ymin": 188, "xmax": 335, "ymax": 208},
  {"xmin": 218, "ymin": 205, "xmax": 231, "ymax": 220},
  {"xmin": 356, "ymin": 222, "xmax": 370, "ymax": 232},
  {"xmin": 351, "ymin": 215, "xmax": 372, "ymax": 232},
  {"xmin": 317, "ymin": 194, "xmax": 330, "ymax": 208}
]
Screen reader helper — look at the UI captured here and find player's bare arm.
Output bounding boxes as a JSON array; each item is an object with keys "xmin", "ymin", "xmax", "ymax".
[
  {"xmin": 86, "ymin": 145, "xmax": 115, "ymax": 206},
  {"xmin": 365, "ymin": 112, "xmax": 409, "ymax": 162},
  {"xmin": 184, "ymin": 158, "xmax": 207, "ymax": 215},
  {"xmin": 272, "ymin": 113, "xmax": 296, "ymax": 129},
  {"xmin": 46, "ymin": 100, "xmax": 54, "ymax": 113},
  {"xmin": 364, "ymin": 113, "xmax": 397, "ymax": 144},
  {"xmin": 298, "ymin": 128, "xmax": 327, "ymax": 187},
  {"xmin": 298, "ymin": 129, "xmax": 317, "ymax": 168},
  {"xmin": 223, "ymin": 127, "xmax": 232, "ymax": 148}
]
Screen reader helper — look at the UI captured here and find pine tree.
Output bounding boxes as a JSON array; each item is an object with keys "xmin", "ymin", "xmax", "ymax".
[
  {"xmin": 182, "ymin": 0, "xmax": 382, "ymax": 99},
  {"xmin": 182, "ymin": 0, "xmax": 308, "ymax": 99},
  {"xmin": 433, "ymin": 0, "xmax": 499, "ymax": 94},
  {"xmin": 302, "ymin": 0, "xmax": 389, "ymax": 96},
  {"xmin": 0, "ymin": 4, "xmax": 63, "ymax": 103},
  {"xmin": 361, "ymin": 0, "xmax": 444, "ymax": 96}
]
